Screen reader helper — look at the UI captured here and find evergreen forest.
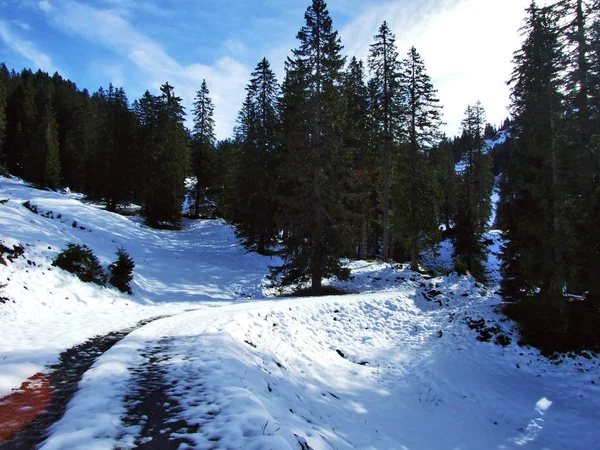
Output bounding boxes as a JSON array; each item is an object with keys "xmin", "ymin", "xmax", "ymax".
[{"xmin": 1, "ymin": 0, "xmax": 599, "ymax": 353}]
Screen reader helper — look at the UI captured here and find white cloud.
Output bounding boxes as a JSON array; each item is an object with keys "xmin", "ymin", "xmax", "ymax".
[
  {"xmin": 45, "ymin": 0, "xmax": 249, "ymax": 139},
  {"xmin": 340, "ymin": 0, "xmax": 530, "ymax": 135},
  {"xmin": 38, "ymin": 0, "xmax": 52, "ymax": 12},
  {"xmin": 224, "ymin": 39, "xmax": 247, "ymax": 56},
  {"xmin": 0, "ymin": 20, "xmax": 57, "ymax": 73},
  {"xmin": 15, "ymin": 21, "xmax": 32, "ymax": 31}
]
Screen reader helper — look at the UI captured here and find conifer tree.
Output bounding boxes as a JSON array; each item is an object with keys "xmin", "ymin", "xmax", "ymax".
[
  {"xmin": 192, "ymin": 79, "xmax": 216, "ymax": 216},
  {"xmin": 213, "ymin": 138, "xmax": 242, "ymax": 222},
  {"xmin": 395, "ymin": 47, "xmax": 443, "ymax": 271},
  {"xmin": 342, "ymin": 57, "xmax": 375, "ymax": 259},
  {"xmin": 454, "ymin": 102, "xmax": 493, "ymax": 278},
  {"xmin": 274, "ymin": 0, "xmax": 349, "ymax": 294},
  {"xmin": 5, "ymin": 79, "xmax": 35, "ymax": 177},
  {"xmin": 557, "ymin": 0, "xmax": 600, "ymax": 300},
  {"xmin": 235, "ymin": 58, "xmax": 280, "ymax": 253},
  {"xmin": 0, "ymin": 63, "xmax": 8, "ymax": 156},
  {"xmin": 24, "ymin": 100, "xmax": 61, "ymax": 188},
  {"xmin": 500, "ymin": 3, "xmax": 567, "ymax": 309},
  {"xmin": 140, "ymin": 83, "xmax": 190, "ymax": 226},
  {"xmin": 431, "ymin": 138, "xmax": 457, "ymax": 232},
  {"xmin": 368, "ymin": 21, "xmax": 403, "ymax": 261}
]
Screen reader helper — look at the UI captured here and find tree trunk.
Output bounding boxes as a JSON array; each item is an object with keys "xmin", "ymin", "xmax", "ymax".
[
  {"xmin": 544, "ymin": 114, "xmax": 564, "ymax": 313},
  {"xmin": 311, "ymin": 264, "xmax": 322, "ymax": 296},
  {"xmin": 194, "ymin": 179, "xmax": 201, "ymax": 217},
  {"xmin": 382, "ymin": 139, "xmax": 390, "ymax": 261},
  {"xmin": 361, "ymin": 215, "xmax": 367, "ymax": 260}
]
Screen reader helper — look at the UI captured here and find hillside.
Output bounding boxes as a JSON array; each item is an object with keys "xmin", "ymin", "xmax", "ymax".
[{"xmin": 0, "ymin": 176, "xmax": 599, "ymax": 449}]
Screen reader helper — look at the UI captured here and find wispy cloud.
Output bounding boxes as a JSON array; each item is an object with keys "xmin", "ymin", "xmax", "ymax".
[
  {"xmin": 39, "ymin": 0, "xmax": 249, "ymax": 139},
  {"xmin": 14, "ymin": 21, "xmax": 31, "ymax": 31},
  {"xmin": 0, "ymin": 20, "xmax": 57, "ymax": 73},
  {"xmin": 224, "ymin": 39, "xmax": 247, "ymax": 57},
  {"xmin": 37, "ymin": 0, "xmax": 52, "ymax": 12}
]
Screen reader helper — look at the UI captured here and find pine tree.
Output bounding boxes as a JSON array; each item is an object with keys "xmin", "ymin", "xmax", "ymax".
[
  {"xmin": 368, "ymin": 21, "xmax": 403, "ymax": 261},
  {"xmin": 0, "ymin": 63, "xmax": 8, "ymax": 157},
  {"xmin": 192, "ymin": 79, "xmax": 216, "ymax": 217},
  {"xmin": 556, "ymin": 0, "xmax": 600, "ymax": 300},
  {"xmin": 139, "ymin": 84, "xmax": 190, "ymax": 226},
  {"xmin": 88, "ymin": 85, "xmax": 136, "ymax": 210},
  {"xmin": 342, "ymin": 57, "xmax": 375, "ymax": 259},
  {"xmin": 274, "ymin": 0, "xmax": 349, "ymax": 295},
  {"xmin": 109, "ymin": 247, "xmax": 135, "ymax": 295},
  {"xmin": 454, "ymin": 102, "xmax": 493, "ymax": 278},
  {"xmin": 500, "ymin": 3, "xmax": 566, "ymax": 309},
  {"xmin": 23, "ymin": 100, "xmax": 61, "ymax": 188},
  {"xmin": 431, "ymin": 138, "xmax": 457, "ymax": 233},
  {"xmin": 5, "ymin": 79, "xmax": 35, "ymax": 177},
  {"xmin": 394, "ymin": 46, "xmax": 443, "ymax": 271},
  {"xmin": 235, "ymin": 58, "xmax": 280, "ymax": 253},
  {"xmin": 213, "ymin": 138, "xmax": 242, "ymax": 222}
]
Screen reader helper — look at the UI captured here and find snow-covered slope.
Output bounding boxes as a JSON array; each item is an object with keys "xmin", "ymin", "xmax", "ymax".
[
  {"xmin": 1, "ymin": 176, "xmax": 599, "ymax": 450},
  {"xmin": 0, "ymin": 176, "xmax": 274, "ymax": 396}
]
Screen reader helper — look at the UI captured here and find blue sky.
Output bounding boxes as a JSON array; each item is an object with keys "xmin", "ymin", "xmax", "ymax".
[{"xmin": 0, "ymin": 0, "xmax": 530, "ymax": 139}]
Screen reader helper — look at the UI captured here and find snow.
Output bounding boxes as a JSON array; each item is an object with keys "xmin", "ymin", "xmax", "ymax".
[
  {"xmin": 2, "ymin": 175, "xmax": 599, "ymax": 449},
  {"xmin": 0, "ymin": 176, "xmax": 274, "ymax": 396}
]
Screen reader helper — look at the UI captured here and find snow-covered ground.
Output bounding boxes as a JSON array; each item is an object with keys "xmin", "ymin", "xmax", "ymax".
[{"xmin": 1, "ymin": 176, "xmax": 599, "ymax": 449}]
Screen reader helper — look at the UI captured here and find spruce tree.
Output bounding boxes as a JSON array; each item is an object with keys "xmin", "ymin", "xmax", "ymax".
[
  {"xmin": 557, "ymin": 0, "xmax": 600, "ymax": 300},
  {"xmin": 192, "ymin": 79, "xmax": 216, "ymax": 217},
  {"xmin": 431, "ymin": 138, "xmax": 457, "ymax": 233},
  {"xmin": 500, "ymin": 3, "xmax": 566, "ymax": 310},
  {"xmin": 342, "ymin": 57, "xmax": 375, "ymax": 259},
  {"xmin": 368, "ymin": 21, "xmax": 403, "ymax": 261},
  {"xmin": 395, "ymin": 46, "xmax": 443, "ymax": 271},
  {"xmin": 235, "ymin": 58, "xmax": 280, "ymax": 253},
  {"xmin": 454, "ymin": 102, "xmax": 493, "ymax": 279},
  {"xmin": 139, "ymin": 84, "xmax": 189, "ymax": 226},
  {"xmin": 274, "ymin": 0, "xmax": 349, "ymax": 295},
  {"xmin": 5, "ymin": 79, "xmax": 35, "ymax": 177},
  {"xmin": 0, "ymin": 63, "xmax": 7, "ymax": 157},
  {"xmin": 24, "ymin": 100, "xmax": 61, "ymax": 188}
]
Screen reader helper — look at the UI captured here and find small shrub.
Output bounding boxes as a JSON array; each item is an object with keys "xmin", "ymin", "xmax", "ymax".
[
  {"xmin": 53, "ymin": 243, "xmax": 106, "ymax": 285},
  {"xmin": 0, "ymin": 241, "xmax": 25, "ymax": 265},
  {"xmin": 22, "ymin": 201, "xmax": 39, "ymax": 214},
  {"xmin": 109, "ymin": 248, "xmax": 135, "ymax": 294}
]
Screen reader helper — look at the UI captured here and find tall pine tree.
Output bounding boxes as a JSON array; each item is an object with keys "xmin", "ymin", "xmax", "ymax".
[
  {"xmin": 454, "ymin": 102, "xmax": 493, "ymax": 278},
  {"xmin": 501, "ymin": 3, "xmax": 567, "ymax": 310},
  {"xmin": 342, "ymin": 57, "xmax": 376, "ymax": 259},
  {"xmin": 140, "ymin": 83, "xmax": 190, "ymax": 226},
  {"xmin": 192, "ymin": 79, "xmax": 216, "ymax": 217},
  {"xmin": 235, "ymin": 58, "xmax": 280, "ymax": 253},
  {"xmin": 274, "ymin": 0, "xmax": 349, "ymax": 294},
  {"xmin": 368, "ymin": 21, "xmax": 403, "ymax": 261},
  {"xmin": 394, "ymin": 46, "xmax": 443, "ymax": 271}
]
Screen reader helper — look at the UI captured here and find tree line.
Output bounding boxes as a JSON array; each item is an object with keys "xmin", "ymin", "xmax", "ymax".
[
  {"xmin": 0, "ymin": 0, "xmax": 510, "ymax": 295},
  {"xmin": 217, "ymin": 2, "xmax": 497, "ymax": 294},
  {"xmin": 1, "ymin": 0, "xmax": 598, "ymax": 342}
]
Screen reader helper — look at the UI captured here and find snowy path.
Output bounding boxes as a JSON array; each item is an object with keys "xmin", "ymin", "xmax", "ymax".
[{"xmin": 40, "ymin": 287, "xmax": 600, "ymax": 450}]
